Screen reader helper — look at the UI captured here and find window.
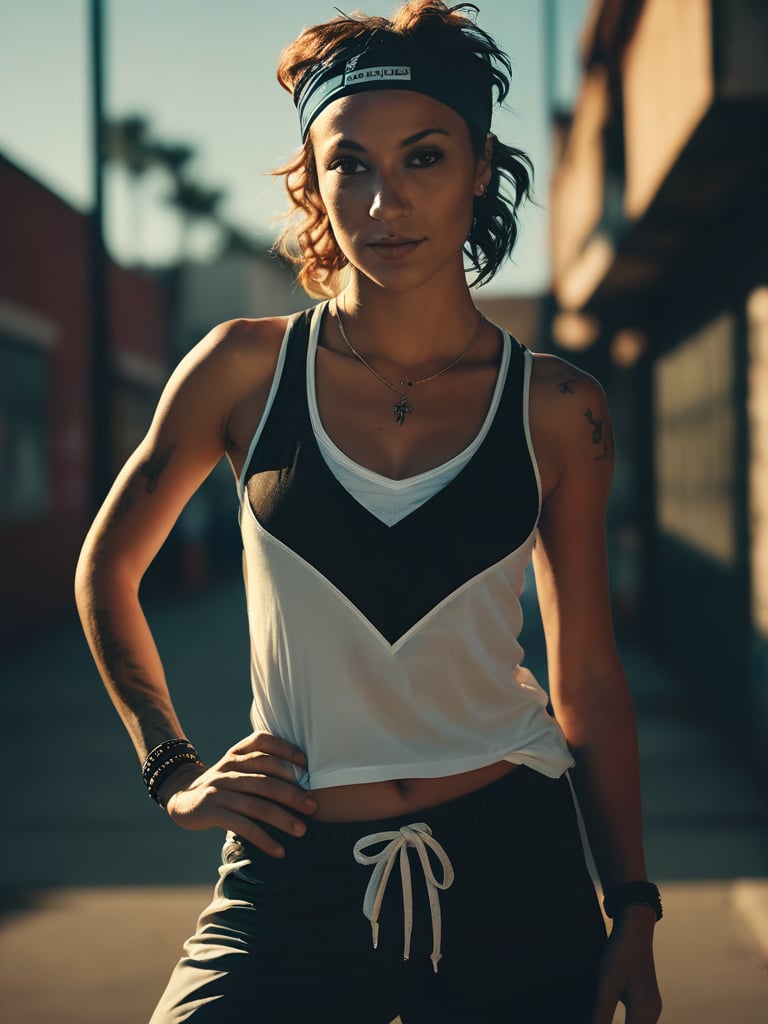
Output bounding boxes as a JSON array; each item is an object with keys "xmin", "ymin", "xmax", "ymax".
[{"xmin": 654, "ymin": 314, "xmax": 736, "ymax": 566}]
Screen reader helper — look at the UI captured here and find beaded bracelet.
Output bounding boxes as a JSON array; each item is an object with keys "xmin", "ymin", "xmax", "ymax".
[
  {"xmin": 141, "ymin": 738, "xmax": 195, "ymax": 783},
  {"xmin": 141, "ymin": 739, "xmax": 205, "ymax": 807},
  {"xmin": 603, "ymin": 881, "xmax": 663, "ymax": 922}
]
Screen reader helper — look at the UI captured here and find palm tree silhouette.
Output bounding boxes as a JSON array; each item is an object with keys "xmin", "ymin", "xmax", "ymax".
[
  {"xmin": 103, "ymin": 117, "xmax": 227, "ymax": 266},
  {"xmin": 102, "ymin": 113, "xmax": 156, "ymax": 264},
  {"xmin": 151, "ymin": 141, "xmax": 224, "ymax": 263}
]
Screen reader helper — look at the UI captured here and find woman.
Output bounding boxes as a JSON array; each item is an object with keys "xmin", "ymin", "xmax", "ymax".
[{"xmin": 75, "ymin": 3, "xmax": 662, "ymax": 1021}]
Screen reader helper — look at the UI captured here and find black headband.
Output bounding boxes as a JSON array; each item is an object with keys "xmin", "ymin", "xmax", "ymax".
[{"xmin": 294, "ymin": 39, "xmax": 493, "ymax": 141}]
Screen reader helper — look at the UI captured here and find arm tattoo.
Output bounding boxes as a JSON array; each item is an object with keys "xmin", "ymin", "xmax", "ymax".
[
  {"xmin": 92, "ymin": 608, "xmax": 152, "ymax": 692},
  {"xmin": 90, "ymin": 607, "xmax": 166, "ymax": 727},
  {"xmin": 558, "ymin": 379, "xmax": 577, "ymax": 395},
  {"xmin": 107, "ymin": 443, "xmax": 177, "ymax": 528},
  {"xmin": 140, "ymin": 443, "xmax": 176, "ymax": 494},
  {"xmin": 583, "ymin": 408, "xmax": 613, "ymax": 462}
]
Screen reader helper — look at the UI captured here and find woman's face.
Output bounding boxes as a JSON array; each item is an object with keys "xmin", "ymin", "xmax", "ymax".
[{"xmin": 310, "ymin": 90, "xmax": 491, "ymax": 293}]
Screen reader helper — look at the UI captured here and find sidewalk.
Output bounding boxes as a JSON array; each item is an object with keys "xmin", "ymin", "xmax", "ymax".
[{"xmin": 1, "ymin": 577, "xmax": 767, "ymax": 1022}]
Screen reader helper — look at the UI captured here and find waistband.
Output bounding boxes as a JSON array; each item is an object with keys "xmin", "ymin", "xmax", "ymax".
[
  {"xmin": 234, "ymin": 764, "xmax": 567, "ymax": 867},
  {"xmin": 229, "ymin": 766, "xmax": 571, "ymax": 973}
]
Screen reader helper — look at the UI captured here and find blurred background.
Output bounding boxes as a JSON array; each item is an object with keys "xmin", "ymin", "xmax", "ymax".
[{"xmin": 1, "ymin": 1, "xmax": 768, "ymax": 1021}]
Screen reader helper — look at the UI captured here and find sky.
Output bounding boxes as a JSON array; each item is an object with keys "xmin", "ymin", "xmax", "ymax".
[{"xmin": 1, "ymin": 0, "xmax": 589, "ymax": 295}]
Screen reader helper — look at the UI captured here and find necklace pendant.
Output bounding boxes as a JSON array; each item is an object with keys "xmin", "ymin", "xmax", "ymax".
[{"xmin": 393, "ymin": 394, "xmax": 413, "ymax": 426}]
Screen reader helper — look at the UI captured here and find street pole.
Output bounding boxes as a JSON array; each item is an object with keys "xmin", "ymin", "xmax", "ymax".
[{"xmin": 88, "ymin": 0, "xmax": 112, "ymax": 514}]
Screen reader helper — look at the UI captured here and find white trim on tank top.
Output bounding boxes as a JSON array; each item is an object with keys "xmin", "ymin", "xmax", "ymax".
[
  {"xmin": 306, "ymin": 301, "xmax": 513, "ymax": 525},
  {"xmin": 236, "ymin": 302, "xmax": 541, "ymax": 530},
  {"xmin": 237, "ymin": 313, "xmax": 295, "ymax": 497}
]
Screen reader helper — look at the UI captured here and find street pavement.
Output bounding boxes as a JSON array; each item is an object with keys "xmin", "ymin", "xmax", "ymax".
[{"xmin": 1, "ymin": 574, "xmax": 767, "ymax": 1023}]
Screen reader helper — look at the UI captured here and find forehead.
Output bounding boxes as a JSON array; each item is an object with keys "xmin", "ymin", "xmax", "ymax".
[{"xmin": 310, "ymin": 89, "xmax": 470, "ymax": 149}]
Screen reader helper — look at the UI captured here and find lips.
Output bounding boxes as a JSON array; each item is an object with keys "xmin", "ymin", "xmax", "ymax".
[{"xmin": 367, "ymin": 236, "xmax": 424, "ymax": 260}]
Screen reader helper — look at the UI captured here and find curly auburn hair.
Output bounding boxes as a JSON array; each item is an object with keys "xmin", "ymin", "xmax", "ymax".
[{"xmin": 271, "ymin": 1, "xmax": 533, "ymax": 298}]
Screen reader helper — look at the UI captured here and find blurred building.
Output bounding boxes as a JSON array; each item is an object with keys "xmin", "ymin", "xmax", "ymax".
[
  {"xmin": 475, "ymin": 296, "xmax": 543, "ymax": 351},
  {"xmin": 0, "ymin": 153, "xmax": 169, "ymax": 652},
  {"xmin": 548, "ymin": 0, "xmax": 768, "ymax": 776},
  {"xmin": 0, "ymin": 154, "xmax": 315, "ymax": 652},
  {"xmin": 171, "ymin": 229, "xmax": 307, "ymax": 359}
]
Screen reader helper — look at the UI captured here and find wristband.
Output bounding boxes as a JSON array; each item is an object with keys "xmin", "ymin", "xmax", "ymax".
[
  {"xmin": 141, "ymin": 739, "xmax": 205, "ymax": 807},
  {"xmin": 603, "ymin": 881, "xmax": 663, "ymax": 921}
]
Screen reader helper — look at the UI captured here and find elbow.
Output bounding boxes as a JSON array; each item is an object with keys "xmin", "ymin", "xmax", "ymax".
[
  {"xmin": 74, "ymin": 533, "xmax": 138, "ymax": 623},
  {"xmin": 550, "ymin": 666, "xmax": 637, "ymax": 743}
]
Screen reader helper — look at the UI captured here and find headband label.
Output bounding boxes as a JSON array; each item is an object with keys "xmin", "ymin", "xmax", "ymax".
[{"xmin": 343, "ymin": 65, "xmax": 412, "ymax": 85}]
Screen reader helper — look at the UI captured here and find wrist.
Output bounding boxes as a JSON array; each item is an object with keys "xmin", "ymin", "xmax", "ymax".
[
  {"xmin": 612, "ymin": 902, "xmax": 658, "ymax": 932},
  {"xmin": 141, "ymin": 738, "xmax": 206, "ymax": 808},
  {"xmin": 157, "ymin": 762, "xmax": 206, "ymax": 810},
  {"xmin": 603, "ymin": 880, "xmax": 663, "ymax": 923}
]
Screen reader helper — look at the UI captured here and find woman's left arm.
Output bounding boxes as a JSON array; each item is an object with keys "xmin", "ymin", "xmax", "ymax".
[{"xmin": 530, "ymin": 358, "xmax": 662, "ymax": 1024}]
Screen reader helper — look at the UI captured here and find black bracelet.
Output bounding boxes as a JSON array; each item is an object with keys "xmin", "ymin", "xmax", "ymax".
[
  {"xmin": 147, "ymin": 752, "xmax": 205, "ymax": 806},
  {"xmin": 142, "ymin": 739, "xmax": 205, "ymax": 807},
  {"xmin": 603, "ymin": 881, "xmax": 663, "ymax": 921},
  {"xmin": 141, "ymin": 739, "xmax": 196, "ymax": 784}
]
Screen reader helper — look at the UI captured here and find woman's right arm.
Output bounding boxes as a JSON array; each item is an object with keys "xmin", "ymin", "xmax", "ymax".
[{"xmin": 75, "ymin": 317, "xmax": 316, "ymax": 856}]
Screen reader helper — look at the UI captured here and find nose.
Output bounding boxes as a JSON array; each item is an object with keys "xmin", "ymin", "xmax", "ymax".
[{"xmin": 368, "ymin": 172, "xmax": 411, "ymax": 222}]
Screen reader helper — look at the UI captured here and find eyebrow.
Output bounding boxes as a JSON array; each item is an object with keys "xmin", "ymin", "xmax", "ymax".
[{"xmin": 332, "ymin": 128, "xmax": 450, "ymax": 152}]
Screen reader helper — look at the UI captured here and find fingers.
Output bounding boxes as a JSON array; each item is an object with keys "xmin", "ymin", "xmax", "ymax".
[
  {"xmin": 224, "ymin": 791, "xmax": 312, "ymax": 853},
  {"xmin": 217, "ymin": 769, "xmax": 318, "ymax": 815},
  {"xmin": 223, "ymin": 811, "xmax": 292, "ymax": 859},
  {"xmin": 232, "ymin": 731, "xmax": 307, "ymax": 769},
  {"xmin": 224, "ymin": 750, "xmax": 303, "ymax": 785},
  {"xmin": 168, "ymin": 732, "xmax": 319, "ymax": 854}
]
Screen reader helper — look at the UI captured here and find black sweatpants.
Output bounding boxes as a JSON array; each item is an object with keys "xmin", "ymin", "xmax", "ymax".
[{"xmin": 150, "ymin": 767, "xmax": 607, "ymax": 1023}]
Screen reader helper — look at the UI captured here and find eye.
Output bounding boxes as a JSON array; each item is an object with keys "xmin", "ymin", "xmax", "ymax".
[
  {"xmin": 327, "ymin": 156, "xmax": 367, "ymax": 175},
  {"xmin": 408, "ymin": 149, "xmax": 443, "ymax": 169}
]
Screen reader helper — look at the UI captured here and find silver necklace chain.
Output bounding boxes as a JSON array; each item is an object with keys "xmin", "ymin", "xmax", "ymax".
[{"xmin": 334, "ymin": 302, "xmax": 485, "ymax": 426}]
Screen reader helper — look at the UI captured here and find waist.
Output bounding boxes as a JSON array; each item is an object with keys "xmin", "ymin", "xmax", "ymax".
[
  {"xmin": 233, "ymin": 764, "xmax": 570, "ymax": 870},
  {"xmin": 310, "ymin": 759, "xmax": 519, "ymax": 822}
]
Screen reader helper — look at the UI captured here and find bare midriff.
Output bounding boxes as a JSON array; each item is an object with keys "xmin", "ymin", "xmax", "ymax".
[{"xmin": 310, "ymin": 758, "xmax": 519, "ymax": 822}]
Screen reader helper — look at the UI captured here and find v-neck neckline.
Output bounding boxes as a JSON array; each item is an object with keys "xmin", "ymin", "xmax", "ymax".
[{"xmin": 306, "ymin": 300, "xmax": 512, "ymax": 488}]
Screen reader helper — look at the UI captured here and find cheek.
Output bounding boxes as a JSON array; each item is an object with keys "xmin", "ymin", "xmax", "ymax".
[{"xmin": 317, "ymin": 170, "xmax": 357, "ymax": 213}]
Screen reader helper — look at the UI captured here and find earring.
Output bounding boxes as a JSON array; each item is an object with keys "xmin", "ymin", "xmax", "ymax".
[{"xmin": 475, "ymin": 183, "xmax": 487, "ymax": 198}]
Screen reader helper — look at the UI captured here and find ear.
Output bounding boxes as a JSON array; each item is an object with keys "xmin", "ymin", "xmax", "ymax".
[{"xmin": 473, "ymin": 133, "xmax": 494, "ymax": 196}]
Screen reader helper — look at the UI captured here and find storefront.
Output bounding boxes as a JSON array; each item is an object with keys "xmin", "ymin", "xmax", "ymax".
[{"xmin": 548, "ymin": 0, "xmax": 768, "ymax": 773}]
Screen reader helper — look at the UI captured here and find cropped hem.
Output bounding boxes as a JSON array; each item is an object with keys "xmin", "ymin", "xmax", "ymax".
[{"xmin": 305, "ymin": 748, "xmax": 575, "ymax": 790}]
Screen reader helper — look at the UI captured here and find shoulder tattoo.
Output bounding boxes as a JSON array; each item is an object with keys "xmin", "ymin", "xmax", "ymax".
[{"xmin": 583, "ymin": 407, "xmax": 613, "ymax": 462}]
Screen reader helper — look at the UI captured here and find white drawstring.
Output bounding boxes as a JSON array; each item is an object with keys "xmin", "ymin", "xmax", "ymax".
[{"xmin": 353, "ymin": 822, "xmax": 455, "ymax": 973}]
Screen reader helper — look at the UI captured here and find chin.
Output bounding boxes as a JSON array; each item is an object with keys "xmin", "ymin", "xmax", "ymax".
[{"xmin": 347, "ymin": 251, "xmax": 466, "ymax": 295}]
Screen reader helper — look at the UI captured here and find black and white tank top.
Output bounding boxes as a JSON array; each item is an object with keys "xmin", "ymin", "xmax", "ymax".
[{"xmin": 237, "ymin": 301, "xmax": 574, "ymax": 789}]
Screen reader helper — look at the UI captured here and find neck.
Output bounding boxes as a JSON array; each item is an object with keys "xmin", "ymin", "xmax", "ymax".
[{"xmin": 336, "ymin": 267, "xmax": 482, "ymax": 368}]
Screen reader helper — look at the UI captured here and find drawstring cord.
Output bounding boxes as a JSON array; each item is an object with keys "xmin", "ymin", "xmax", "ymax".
[{"xmin": 353, "ymin": 822, "xmax": 455, "ymax": 973}]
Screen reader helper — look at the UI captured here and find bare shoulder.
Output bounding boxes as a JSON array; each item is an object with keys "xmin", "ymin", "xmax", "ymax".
[
  {"xmin": 181, "ymin": 315, "xmax": 290, "ymax": 378},
  {"xmin": 528, "ymin": 353, "xmax": 614, "ymax": 497},
  {"xmin": 203, "ymin": 315, "xmax": 296, "ymax": 468},
  {"xmin": 529, "ymin": 352, "xmax": 604, "ymax": 406},
  {"xmin": 138, "ymin": 314, "xmax": 294, "ymax": 472},
  {"xmin": 161, "ymin": 315, "xmax": 291, "ymax": 421}
]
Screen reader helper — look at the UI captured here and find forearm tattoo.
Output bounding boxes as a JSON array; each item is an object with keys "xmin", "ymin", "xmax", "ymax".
[
  {"xmin": 92, "ymin": 608, "xmax": 150, "ymax": 689},
  {"xmin": 91, "ymin": 607, "xmax": 160, "ymax": 720}
]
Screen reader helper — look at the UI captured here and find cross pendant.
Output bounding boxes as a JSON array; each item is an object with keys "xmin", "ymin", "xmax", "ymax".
[{"xmin": 393, "ymin": 394, "xmax": 413, "ymax": 426}]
